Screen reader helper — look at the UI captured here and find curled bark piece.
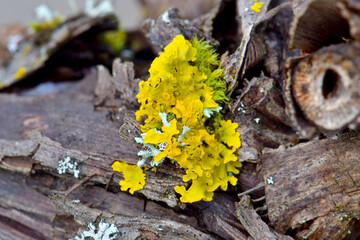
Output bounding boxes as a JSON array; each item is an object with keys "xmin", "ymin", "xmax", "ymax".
[
  {"xmin": 221, "ymin": 0, "xmax": 271, "ymax": 95},
  {"xmin": 289, "ymin": 0, "xmax": 350, "ymax": 52},
  {"xmin": 284, "ymin": 56, "xmax": 317, "ymax": 139},
  {"xmin": 262, "ymin": 131, "xmax": 360, "ymax": 239},
  {"xmin": 291, "ymin": 43, "xmax": 360, "ymax": 133}
]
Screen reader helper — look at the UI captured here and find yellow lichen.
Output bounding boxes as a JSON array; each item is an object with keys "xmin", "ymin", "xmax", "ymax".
[
  {"xmin": 129, "ymin": 35, "xmax": 242, "ymax": 203},
  {"xmin": 112, "ymin": 161, "xmax": 146, "ymax": 194},
  {"xmin": 29, "ymin": 15, "xmax": 63, "ymax": 33},
  {"xmin": 251, "ymin": 0, "xmax": 264, "ymax": 13},
  {"xmin": 14, "ymin": 66, "xmax": 27, "ymax": 80},
  {"xmin": 111, "ymin": 35, "xmax": 241, "ymax": 202}
]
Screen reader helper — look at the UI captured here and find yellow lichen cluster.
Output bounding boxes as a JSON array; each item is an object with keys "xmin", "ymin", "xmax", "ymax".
[
  {"xmin": 251, "ymin": 0, "xmax": 264, "ymax": 13},
  {"xmin": 112, "ymin": 161, "xmax": 146, "ymax": 194},
  {"xmin": 13, "ymin": 66, "xmax": 27, "ymax": 80},
  {"xmin": 132, "ymin": 35, "xmax": 242, "ymax": 203}
]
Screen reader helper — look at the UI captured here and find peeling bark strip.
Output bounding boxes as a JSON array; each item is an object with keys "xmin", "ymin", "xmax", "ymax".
[
  {"xmin": 289, "ymin": 0, "xmax": 350, "ymax": 53},
  {"xmin": 262, "ymin": 131, "xmax": 360, "ymax": 239},
  {"xmin": 236, "ymin": 195, "xmax": 293, "ymax": 240},
  {"xmin": 290, "ymin": 43, "xmax": 360, "ymax": 133}
]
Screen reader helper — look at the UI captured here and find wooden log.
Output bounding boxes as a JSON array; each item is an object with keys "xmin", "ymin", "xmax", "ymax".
[
  {"xmin": 262, "ymin": 131, "xmax": 360, "ymax": 239},
  {"xmin": 290, "ymin": 43, "xmax": 360, "ymax": 134},
  {"xmin": 0, "ymin": 69, "xmax": 250, "ymax": 239}
]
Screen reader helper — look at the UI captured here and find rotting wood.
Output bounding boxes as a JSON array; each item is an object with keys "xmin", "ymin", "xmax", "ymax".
[
  {"xmin": 284, "ymin": 56, "xmax": 317, "ymax": 139},
  {"xmin": 221, "ymin": 0, "xmax": 271, "ymax": 95},
  {"xmin": 262, "ymin": 131, "xmax": 360, "ymax": 239},
  {"xmin": 2, "ymin": 0, "xmax": 360, "ymax": 239},
  {"xmin": 290, "ymin": 43, "xmax": 360, "ymax": 134},
  {"xmin": 0, "ymin": 70, "xmax": 252, "ymax": 239}
]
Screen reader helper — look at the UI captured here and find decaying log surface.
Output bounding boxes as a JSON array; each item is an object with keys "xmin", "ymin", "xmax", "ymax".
[
  {"xmin": 0, "ymin": 71, "xmax": 184, "ymax": 208},
  {"xmin": 262, "ymin": 131, "xmax": 360, "ymax": 239},
  {"xmin": 2, "ymin": 0, "xmax": 360, "ymax": 239},
  {"xmin": 221, "ymin": 0, "xmax": 271, "ymax": 95},
  {"xmin": 0, "ymin": 68, "xmax": 250, "ymax": 239}
]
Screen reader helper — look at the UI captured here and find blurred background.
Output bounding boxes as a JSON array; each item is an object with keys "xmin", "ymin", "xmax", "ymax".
[{"xmin": 0, "ymin": 0, "xmax": 142, "ymax": 30}]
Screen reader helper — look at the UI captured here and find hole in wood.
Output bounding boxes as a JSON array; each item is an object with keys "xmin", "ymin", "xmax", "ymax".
[{"xmin": 322, "ymin": 69, "xmax": 341, "ymax": 99}]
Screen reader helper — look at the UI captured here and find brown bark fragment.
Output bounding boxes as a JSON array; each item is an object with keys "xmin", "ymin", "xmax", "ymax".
[
  {"xmin": 262, "ymin": 131, "xmax": 360, "ymax": 239},
  {"xmin": 232, "ymin": 75, "xmax": 297, "ymax": 162},
  {"xmin": 95, "ymin": 58, "xmax": 140, "ymax": 107},
  {"xmin": 339, "ymin": 0, "xmax": 360, "ymax": 41}
]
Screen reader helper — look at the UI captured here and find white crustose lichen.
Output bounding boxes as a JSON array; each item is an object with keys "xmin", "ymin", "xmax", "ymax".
[
  {"xmin": 57, "ymin": 156, "xmax": 80, "ymax": 178},
  {"xmin": 71, "ymin": 218, "xmax": 119, "ymax": 240}
]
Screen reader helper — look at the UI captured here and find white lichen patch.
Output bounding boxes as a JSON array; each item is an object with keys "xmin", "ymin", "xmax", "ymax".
[
  {"xmin": 159, "ymin": 112, "xmax": 170, "ymax": 127},
  {"xmin": 266, "ymin": 176, "xmax": 274, "ymax": 185},
  {"xmin": 57, "ymin": 156, "xmax": 80, "ymax": 178},
  {"xmin": 160, "ymin": 11, "xmax": 170, "ymax": 23},
  {"xmin": 203, "ymin": 106, "xmax": 222, "ymax": 118},
  {"xmin": 177, "ymin": 126, "xmax": 191, "ymax": 146},
  {"xmin": 71, "ymin": 218, "xmax": 119, "ymax": 240},
  {"xmin": 85, "ymin": 0, "xmax": 114, "ymax": 17}
]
